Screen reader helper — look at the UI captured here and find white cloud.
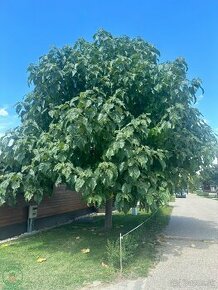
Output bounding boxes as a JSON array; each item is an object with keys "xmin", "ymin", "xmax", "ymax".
[
  {"xmin": 0, "ymin": 108, "xmax": 9, "ymax": 117},
  {"xmin": 0, "ymin": 115, "xmax": 19, "ymax": 137}
]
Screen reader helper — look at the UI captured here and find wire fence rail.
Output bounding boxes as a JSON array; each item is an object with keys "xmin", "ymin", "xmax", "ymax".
[{"xmin": 119, "ymin": 207, "xmax": 161, "ymax": 273}]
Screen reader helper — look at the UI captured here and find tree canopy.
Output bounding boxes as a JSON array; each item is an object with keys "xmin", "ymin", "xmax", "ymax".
[
  {"xmin": 0, "ymin": 30, "xmax": 216, "ymax": 227},
  {"xmin": 201, "ymin": 164, "xmax": 218, "ymax": 190}
]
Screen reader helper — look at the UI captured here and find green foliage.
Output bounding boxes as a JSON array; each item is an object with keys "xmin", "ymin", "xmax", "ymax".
[
  {"xmin": 106, "ymin": 239, "xmax": 120, "ymax": 268},
  {"xmin": 0, "ymin": 29, "xmax": 216, "ymax": 212},
  {"xmin": 106, "ymin": 235, "xmax": 139, "ymax": 268},
  {"xmin": 200, "ymin": 164, "xmax": 218, "ymax": 189}
]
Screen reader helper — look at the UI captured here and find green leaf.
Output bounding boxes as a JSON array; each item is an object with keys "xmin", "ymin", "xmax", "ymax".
[
  {"xmin": 88, "ymin": 178, "xmax": 97, "ymax": 191},
  {"xmin": 75, "ymin": 178, "xmax": 85, "ymax": 192},
  {"xmin": 122, "ymin": 183, "xmax": 131, "ymax": 193},
  {"xmin": 146, "ymin": 193, "xmax": 154, "ymax": 206},
  {"xmin": 128, "ymin": 166, "xmax": 140, "ymax": 180}
]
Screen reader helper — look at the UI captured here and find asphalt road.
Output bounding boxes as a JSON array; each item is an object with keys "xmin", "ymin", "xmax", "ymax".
[
  {"xmin": 142, "ymin": 194, "xmax": 218, "ymax": 290},
  {"xmin": 85, "ymin": 194, "xmax": 218, "ymax": 290},
  {"xmin": 164, "ymin": 193, "xmax": 218, "ymax": 241}
]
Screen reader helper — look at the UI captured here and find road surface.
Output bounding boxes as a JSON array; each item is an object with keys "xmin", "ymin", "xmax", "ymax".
[{"xmin": 84, "ymin": 194, "xmax": 218, "ymax": 290}]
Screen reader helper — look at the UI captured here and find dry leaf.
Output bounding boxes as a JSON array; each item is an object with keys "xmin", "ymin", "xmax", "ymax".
[
  {"xmin": 8, "ymin": 273, "xmax": 17, "ymax": 283},
  {"xmin": 92, "ymin": 281, "xmax": 102, "ymax": 286},
  {"xmin": 81, "ymin": 248, "xmax": 90, "ymax": 254},
  {"xmin": 1, "ymin": 243, "xmax": 9, "ymax": 248},
  {"xmin": 101, "ymin": 262, "xmax": 109, "ymax": 268},
  {"xmin": 37, "ymin": 257, "xmax": 47, "ymax": 263}
]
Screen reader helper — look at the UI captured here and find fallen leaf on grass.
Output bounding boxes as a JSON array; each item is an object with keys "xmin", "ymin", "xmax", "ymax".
[
  {"xmin": 101, "ymin": 262, "xmax": 109, "ymax": 268},
  {"xmin": 8, "ymin": 273, "xmax": 17, "ymax": 283},
  {"xmin": 157, "ymin": 235, "xmax": 166, "ymax": 242},
  {"xmin": 92, "ymin": 281, "xmax": 102, "ymax": 286},
  {"xmin": 81, "ymin": 248, "xmax": 90, "ymax": 254},
  {"xmin": 37, "ymin": 257, "xmax": 47, "ymax": 263},
  {"xmin": 147, "ymin": 242, "xmax": 155, "ymax": 246},
  {"xmin": 0, "ymin": 243, "xmax": 9, "ymax": 248}
]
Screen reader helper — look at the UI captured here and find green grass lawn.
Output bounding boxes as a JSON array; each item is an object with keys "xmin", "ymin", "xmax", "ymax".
[
  {"xmin": 195, "ymin": 190, "xmax": 218, "ymax": 200},
  {"xmin": 0, "ymin": 206, "xmax": 172, "ymax": 290}
]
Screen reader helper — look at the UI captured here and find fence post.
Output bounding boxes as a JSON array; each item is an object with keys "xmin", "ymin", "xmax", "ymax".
[
  {"xmin": 120, "ymin": 233, "xmax": 123, "ymax": 273},
  {"xmin": 118, "ymin": 207, "xmax": 160, "ymax": 273}
]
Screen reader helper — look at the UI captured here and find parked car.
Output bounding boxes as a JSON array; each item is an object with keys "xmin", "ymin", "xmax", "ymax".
[{"xmin": 175, "ymin": 190, "xmax": 187, "ymax": 198}]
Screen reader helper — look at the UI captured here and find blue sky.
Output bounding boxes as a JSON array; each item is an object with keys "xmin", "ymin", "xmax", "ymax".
[{"xmin": 0, "ymin": 0, "xmax": 218, "ymax": 136}]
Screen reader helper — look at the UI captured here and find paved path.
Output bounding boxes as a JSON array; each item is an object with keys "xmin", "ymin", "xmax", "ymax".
[
  {"xmin": 83, "ymin": 194, "xmax": 218, "ymax": 290},
  {"xmin": 142, "ymin": 194, "xmax": 218, "ymax": 290}
]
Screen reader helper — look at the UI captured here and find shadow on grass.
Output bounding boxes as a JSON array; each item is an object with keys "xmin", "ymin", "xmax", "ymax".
[
  {"xmin": 0, "ymin": 207, "xmax": 172, "ymax": 289},
  {"xmin": 5, "ymin": 200, "xmax": 215, "ymax": 289},
  {"xmin": 2, "ymin": 209, "xmax": 170, "ymax": 257}
]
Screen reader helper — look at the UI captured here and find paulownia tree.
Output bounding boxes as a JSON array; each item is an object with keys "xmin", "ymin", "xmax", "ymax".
[{"xmin": 0, "ymin": 30, "xmax": 216, "ymax": 228}]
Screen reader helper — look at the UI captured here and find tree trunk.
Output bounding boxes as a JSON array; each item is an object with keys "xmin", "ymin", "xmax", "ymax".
[{"xmin": 104, "ymin": 196, "xmax": 113, "ymax": 230}]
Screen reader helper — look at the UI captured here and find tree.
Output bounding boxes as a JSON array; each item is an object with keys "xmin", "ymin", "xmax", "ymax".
[
  {"xmin": 200, "ymin": 164, "xmax": 218, "ymax": 191},
  {"xmin": 0, "ymin": 30, "xmax": 216, "ymax": 228}
]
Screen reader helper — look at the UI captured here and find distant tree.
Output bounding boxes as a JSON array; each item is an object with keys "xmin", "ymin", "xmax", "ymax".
[
  {"xmin": 200, "ymin": 164, "xmax": 218, "ymax": 190},
  {"xmin": 0, "ymin": 30, "xmax": 216, "ymax": 228}
]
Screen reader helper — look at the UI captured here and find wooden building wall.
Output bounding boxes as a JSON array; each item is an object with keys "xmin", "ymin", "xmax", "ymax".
[
  {"xmin": 0, "ymin": 197, "xmax": 27, "ymax": 228},
  {"xmin": 0, "ymin": 185, "xmax": 91, "ymax": 239}
]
